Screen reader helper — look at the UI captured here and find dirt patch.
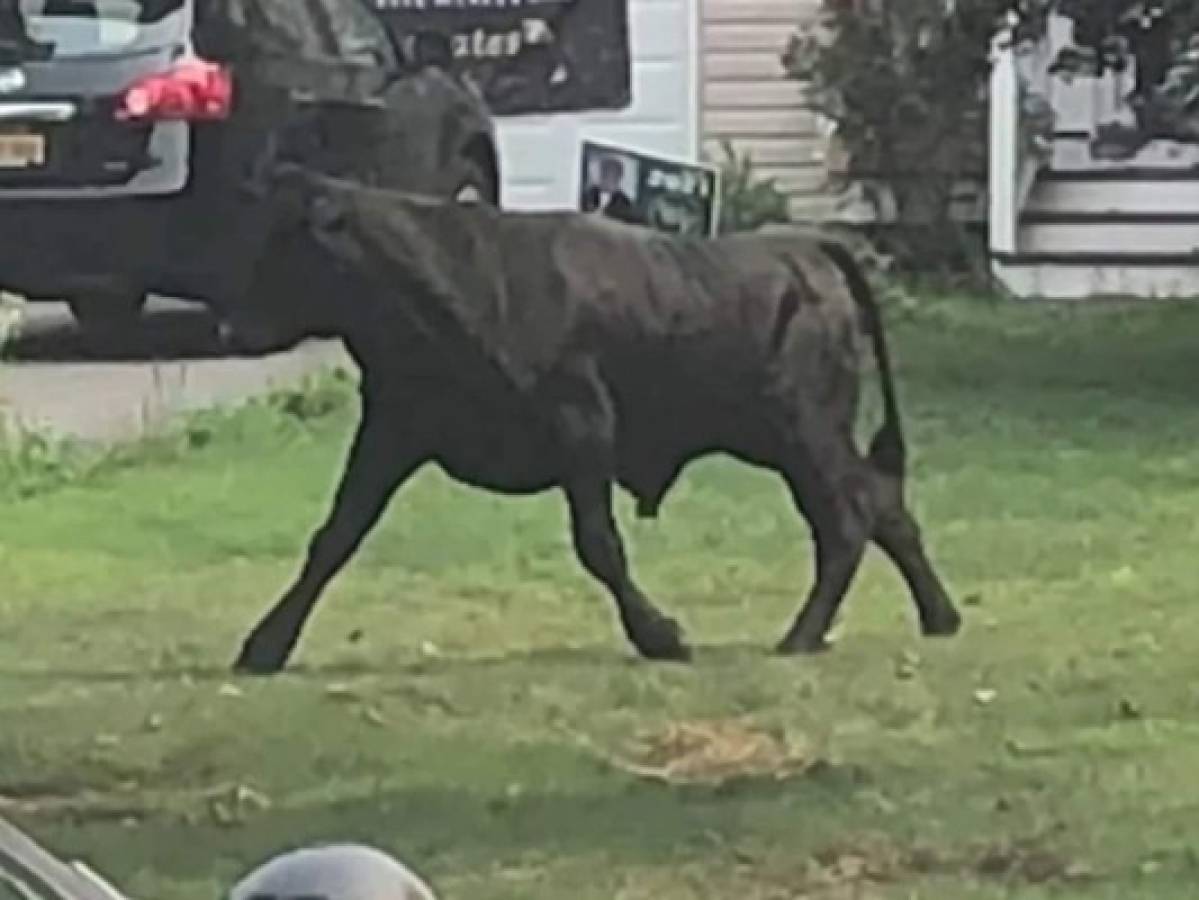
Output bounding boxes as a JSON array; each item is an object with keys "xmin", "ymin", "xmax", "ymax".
[
  {"xmin": 610, "ymin": 719, "xmax": 816, "ymax": 785},
  {"xmin": 804, "ymin": 833, "xmax": 1095, "ymax": 893},
  {"xmin": 970, "ymin": 838, "xmax": 1094, "ymax": 884}
]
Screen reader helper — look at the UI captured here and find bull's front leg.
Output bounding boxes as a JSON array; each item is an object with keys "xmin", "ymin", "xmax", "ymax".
[
  {"xmin": 565, "ymin": 479, "xmax": 691, "ymax": 662},
  {"xmin": 234, "ymin": 399, "xmax": 426, "ymax": 675},
  {"xmin": 553, "ymin": 366, "xmax": 691, "ymax": 662}
]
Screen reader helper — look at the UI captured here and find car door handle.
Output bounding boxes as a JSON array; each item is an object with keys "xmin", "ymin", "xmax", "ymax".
[{"xmin": 0, "ymin": 101, "xmax": 76, "ymax": 122}]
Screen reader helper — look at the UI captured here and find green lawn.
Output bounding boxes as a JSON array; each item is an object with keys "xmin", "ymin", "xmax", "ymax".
[{"xmin": 5, "ymin": 297, "xmax": 1199, "ymax": 899}]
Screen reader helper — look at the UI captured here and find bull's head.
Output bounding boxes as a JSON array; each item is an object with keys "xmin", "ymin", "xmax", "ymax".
[
  {"xmin": 260, "ymin": 163, "xmax": 345, "ymax": 226},
  {"xmin": 267, "ymin": 164, "xmax": 374, "ymax": 266},
  {"xmin": 220, "ymin": 163, "xmax": 369, "ymax": 352}
]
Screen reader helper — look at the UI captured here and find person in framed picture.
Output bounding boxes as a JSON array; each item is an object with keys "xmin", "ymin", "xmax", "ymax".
[{"xmin": 582, "ymin": 154, "xmax": 643, "ymax": 225}]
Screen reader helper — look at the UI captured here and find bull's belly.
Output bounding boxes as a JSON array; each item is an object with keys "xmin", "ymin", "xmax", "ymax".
[
  {"xmin": 409, "ymin": 357, "xmax": 794, "ymax": 501},
  {"xmin": 427, "ymin": 410, "xmax": 561, "ymax": 496},
  {"xmin": 433, "ymin": 455, "xmax": 559, "ymax": 496},
  {"xmin": 428, "ymin": 409, "xmax": 776, "ymax": 506},
  {"xmin": 607, "ymin": 371, "xmax": 795, "ymax": 516}
]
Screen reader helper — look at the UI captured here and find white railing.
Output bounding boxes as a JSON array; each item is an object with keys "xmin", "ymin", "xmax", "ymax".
[{"xmin": 989, "ymin": 17, "xmax": 1056, "ymax": 257}]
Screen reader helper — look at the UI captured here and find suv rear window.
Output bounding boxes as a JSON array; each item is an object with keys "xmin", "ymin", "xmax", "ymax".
[{"xmin": 19, "ymin": 0, "xmax": 186, "ymax": 57}]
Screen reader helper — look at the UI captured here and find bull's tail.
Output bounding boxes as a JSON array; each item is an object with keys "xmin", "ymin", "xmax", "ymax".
[{"xmin": 817, "ymin": 239, "xmax": 905, "ymax": 478}]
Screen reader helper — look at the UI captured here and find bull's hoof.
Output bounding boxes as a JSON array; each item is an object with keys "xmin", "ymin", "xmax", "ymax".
[
  {"xmin": 775, "ymin": 630, "xmax": 833, "ymax": 656},
  {"xmin": 921, "ymin": 607, "xmax": 963, "ymax": 638},
  {"xmin": 630, "ymin": 617, "xmax": 692, "ymax": 663},
  {"xmin": 232, "ymin": 636, "xmax": 292, "ymax": 676}
]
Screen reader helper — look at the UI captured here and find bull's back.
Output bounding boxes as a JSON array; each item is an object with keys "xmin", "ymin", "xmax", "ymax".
[
  {"xmin": 545, "ymin": 224, "xmax": 858, "ymax": 381},
  {"xmin": 543, "ymin": 225, "xmax": 861, "ymax": 465}
]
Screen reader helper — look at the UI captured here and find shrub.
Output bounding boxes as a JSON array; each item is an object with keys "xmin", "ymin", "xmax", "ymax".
[
  {"xmin": 783, "ymin": 0, "xmax": 1012, "ymax": 277},
  {"xmin": 714, "ymin": 140, "xmax": 792, "ymax": 235}
]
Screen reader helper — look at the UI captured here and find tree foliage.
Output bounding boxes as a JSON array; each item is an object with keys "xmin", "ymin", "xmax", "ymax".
[
  {"xmin": 783, "ymin": 0, "xmax": 1010, "ymax": 275},
  {"xmin": 785, "ymin": 0, "xmax": 1199, "ymax": 273}
]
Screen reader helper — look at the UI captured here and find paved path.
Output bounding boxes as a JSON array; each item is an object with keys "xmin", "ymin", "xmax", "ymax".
[{"xmin": 0, "ymin": 299, "xmax": 351, "ymax": 444}]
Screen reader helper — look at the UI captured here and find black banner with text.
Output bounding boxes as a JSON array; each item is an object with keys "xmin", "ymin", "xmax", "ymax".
[{"xmin": 373, "ymin": 0, "xmax": 632, "ymax": 116}]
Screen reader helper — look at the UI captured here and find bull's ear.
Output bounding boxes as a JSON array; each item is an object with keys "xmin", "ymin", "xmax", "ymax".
[{"xmin": 255, "ymin": 162, "xmax": 315, "ymax": 225}]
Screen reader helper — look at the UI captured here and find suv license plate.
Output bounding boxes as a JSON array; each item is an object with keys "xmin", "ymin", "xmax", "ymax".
[{"xmin": 0, "ymin": 133, "xmax": 45, "ymax": 168}]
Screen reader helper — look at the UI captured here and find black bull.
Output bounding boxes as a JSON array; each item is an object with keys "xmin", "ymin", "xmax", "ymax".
[{"xmin": 227, "ymin": 169, "xmax": 962, "ymax": 674}]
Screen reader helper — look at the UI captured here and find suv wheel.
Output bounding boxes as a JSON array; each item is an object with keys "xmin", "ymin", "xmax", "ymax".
[{"xmin": 67, "ymin": 292, "xmax": 147, "ymax": 332}]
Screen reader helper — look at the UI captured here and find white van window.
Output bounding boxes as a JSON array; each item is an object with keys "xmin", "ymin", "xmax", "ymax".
[{"xmin": 19, "ymin": 0, "xmax": 185, "ymax": 56}]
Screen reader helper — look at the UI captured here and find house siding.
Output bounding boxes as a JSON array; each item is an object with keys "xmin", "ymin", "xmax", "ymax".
[{"xmin": 700, "ymin": 0, "xmax": 837, "ymax": 220}]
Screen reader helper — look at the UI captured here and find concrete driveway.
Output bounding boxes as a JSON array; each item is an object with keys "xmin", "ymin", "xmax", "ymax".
[{"xmin": 0, "ymin": 298, "xmax": 350, "ymax": 444}]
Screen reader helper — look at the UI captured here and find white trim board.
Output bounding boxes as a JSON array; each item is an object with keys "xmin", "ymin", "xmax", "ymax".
[{"xmin": 992, "ymin": 260, "xmax": 1199, "ymax": 300}]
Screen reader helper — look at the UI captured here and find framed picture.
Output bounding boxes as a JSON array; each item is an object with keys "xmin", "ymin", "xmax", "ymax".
[{"xmin": 578, "ymin": 140, "xmax": 721, "ymax": 237}]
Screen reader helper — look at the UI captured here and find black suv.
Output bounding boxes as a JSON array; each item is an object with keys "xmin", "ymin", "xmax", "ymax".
[{"xmin": 0, "ymin": 0, "xmax": 500, "ymax": 328}]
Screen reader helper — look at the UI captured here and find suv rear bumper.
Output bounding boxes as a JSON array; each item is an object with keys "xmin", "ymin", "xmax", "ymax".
[{"xmin": 0, "ymin": 196, "xmax": 187, "ymax": 300}]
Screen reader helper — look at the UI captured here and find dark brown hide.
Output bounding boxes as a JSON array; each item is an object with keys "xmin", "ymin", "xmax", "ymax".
[{"xmin": 232, "ymin": 170, "xmax": 961, "ymax": 673}]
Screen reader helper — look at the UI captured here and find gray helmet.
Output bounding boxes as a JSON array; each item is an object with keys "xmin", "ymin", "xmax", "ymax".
[{"xmin": 228, "ymin": 844, "xmax": 437, "ymax": 900}]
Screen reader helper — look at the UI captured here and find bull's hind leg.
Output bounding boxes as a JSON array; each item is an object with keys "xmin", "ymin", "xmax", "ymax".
[
  {"xmin": 234, "ymin": 406, "xmax": 425, "ymax": 675},
  {"xmin": 870, "ymin": 476, "xmax": 961, "ymax": 637},
  {"xmin": 775, "ymin": 443, "xmax": 873, "ymax": 655},
  {"xmin": 553, "ymin": 366, "xmax": 690, "ymax": 662}
]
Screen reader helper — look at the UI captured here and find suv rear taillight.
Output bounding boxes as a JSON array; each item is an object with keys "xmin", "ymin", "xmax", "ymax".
[{"xmin": 116, "ymin": 59, "xmax": 233, "ymax": 123}]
